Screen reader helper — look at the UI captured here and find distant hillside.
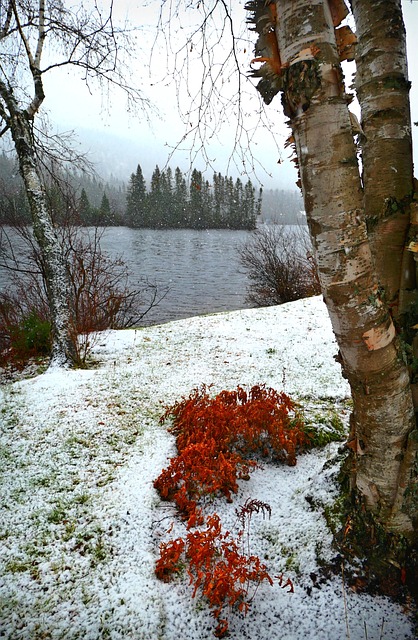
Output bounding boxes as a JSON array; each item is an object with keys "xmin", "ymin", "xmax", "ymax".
[
  {"xmin": 70, "ymin": 127, "xmax": 158, "ymax": 182},
  {"xmin": 260, "ymin": 188, "xmax": 305, "ymax": 224}
]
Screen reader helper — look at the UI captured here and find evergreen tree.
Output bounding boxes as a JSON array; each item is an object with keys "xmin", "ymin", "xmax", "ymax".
[
  {"xmin": 78, "ymin": 188, "xmax": 93, "ymax": 225},
  {"xmin": 212, "ymin": 172, "xmax": 225, "ymax": 227},
  {"xmin": 188, "ymin": 168, "xmax": 204, "ymax": 227},
  {"xmin": 243, "ymin": 180, "xmax": 258, "ymax": 230},
  {"xmin": 224, "ymin": 176, "xmax": 235, "ymax": 228},
  {"xmin": 201, "ymin": 179, "xmax": 213, "ymax": 227},
  {"xmin": 148, "ymin": 165, "xmax": 163, "ymax": 227},
  {"xmin": 173, "ymin": 167, "xmax": 188, "ymax": 226},
  {"xmin": 160, "ymin": 167, "xmax": 173, "ymax": 226},
  {"xmin": 47, "ymin": 183, "xmax": 68, "ymax": 225},
  {"xmin": 15, "ymin": 187, "xmax": 31, "ymax": 223},
  {"xmin": 256, "ymin": 187, "xmax": 263, "ymax": 219},
  {"xmin": 126, "ymin": 164, "xmax": 147, "ymax": 227},
  {"xmin": 0, "ymin": 153, "xmax": 30, "ymax": 223},
  {"xmin": 230, "ymin": 178, "xmax": 243, "ymax": 229},
  {"xmin": 98, "ymin": 192, "xmax": 112, "ymax": 225}
]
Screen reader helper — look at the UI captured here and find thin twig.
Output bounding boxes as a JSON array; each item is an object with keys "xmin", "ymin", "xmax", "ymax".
[
  {"xmin": 379, "ymin": 617, "xmax": 385, "ymax": 640},
  {"xmin": 341, "ymin": 562, "xmax": 351, "ymax": 640}
]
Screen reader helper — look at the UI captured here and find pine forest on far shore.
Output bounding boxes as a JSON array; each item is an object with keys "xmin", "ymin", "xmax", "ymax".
[{"xmin": 0, "ymin": 153, "xmax": 304, "ymax": 229}]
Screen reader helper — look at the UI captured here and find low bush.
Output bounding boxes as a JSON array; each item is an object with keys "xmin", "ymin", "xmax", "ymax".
[
  {"xmin": 0, "ymin": 298, "xmax": 51, "ymax": 368},
  {"xmin": 238, "ymin": 225, "xmax": 321, "ymax": 307},
  {"xmin": 156, "ymin": 504, "xmax": 294, "ymax": 638},
  {"xmin": 15, "ymin": 311, "xmax": 51, "ymax": 357},
  {"xmin": 154, "ymin": 384, "xmax": 306, "ymax": 636}
]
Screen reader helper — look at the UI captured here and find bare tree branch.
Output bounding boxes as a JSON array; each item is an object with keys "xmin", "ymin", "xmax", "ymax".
[{"xmin": 149, "ymin": 0, "xmax": 285, "ymax": 183}]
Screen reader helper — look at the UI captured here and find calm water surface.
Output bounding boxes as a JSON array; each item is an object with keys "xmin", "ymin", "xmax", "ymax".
[{"xmin": 99, "ymin": 227, "xmax": 254, "ymax": 325}]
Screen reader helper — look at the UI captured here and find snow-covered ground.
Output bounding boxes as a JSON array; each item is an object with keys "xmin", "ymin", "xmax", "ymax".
[{"xmin": 0, "ymin": 296, "xmax": 415, "ymax": 639}]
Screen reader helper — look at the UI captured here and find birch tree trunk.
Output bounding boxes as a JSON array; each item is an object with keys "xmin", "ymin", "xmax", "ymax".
[
  {"xmin": 350, "ymin": 0, "xmax": 414, "ymax": 319},
  {"xmin": 2, "ymin": 94, "xmax": 78, "ymax": 366},
  {"xmin": 0, "ymin": 0, "xmax": 78, "ymax": 367},
  {"xmin": 265, "ymin": 0, "xmax": 418, "ymax": 538}
]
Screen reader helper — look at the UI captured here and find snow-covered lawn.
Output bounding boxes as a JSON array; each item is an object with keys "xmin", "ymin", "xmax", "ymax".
[{"xmin": 0, "ymin": 296, "xmax": 414, "ymax": 639}]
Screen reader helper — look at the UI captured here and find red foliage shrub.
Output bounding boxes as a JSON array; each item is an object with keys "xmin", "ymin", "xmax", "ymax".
[
  {"xmin": 154, "ymin": 384, "xmax": 308, "ymax": 515},
  {"xmin": 156, "ymin": 506, "xmax": 288, "ymax": 638},
  {"xmin": 155, "ymin": 538, "xmax": 185, "ymax": 582},
  {"xmin": 154, "ymin": 385, "xmax": 303, "ymax": 636}
]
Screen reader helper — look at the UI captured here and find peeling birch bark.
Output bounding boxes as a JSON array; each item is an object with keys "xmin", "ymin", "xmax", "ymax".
[
  {"xmin": 0, "ymin": 79, "xmax": 78, "ymax": 367},
  {"xmin": 272, "ymin": 0, "xmax": 417, "ymax": 537},
  {"xmin": 362, "ymin": 320, "xmax": 396, "ymax": 351},
  {"xmin": 350, "ymin": 0, "xmax": 414, "ymax": 317}
]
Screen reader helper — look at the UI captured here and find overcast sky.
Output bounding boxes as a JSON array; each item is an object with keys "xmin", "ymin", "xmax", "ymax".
[{"xmin": 42, "ymin": 0, "xmax": 418, "ymax": 189}]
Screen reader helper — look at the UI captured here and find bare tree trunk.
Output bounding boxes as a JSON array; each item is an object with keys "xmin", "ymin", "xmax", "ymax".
[
  {"xmin": 350, "ymin": 0, "xmax": 414, "ymax": 318},
  {"xmin": 0, "ymin": 0, "xmax": 79, "ymax": 368},
  {"xmin": 271, "ymin": 0, "xmax": 417, "ymax": 537},
  {"xmin": 349, "ymin": 0, "xmax": 418, "ymax": 538},
  {"xmin": 1, "ymin": 0, "xmax": 144, "ymax": 369},
  {"xmin": 8, "ymin": 107, "xmax": 78, "ymax": 367}
]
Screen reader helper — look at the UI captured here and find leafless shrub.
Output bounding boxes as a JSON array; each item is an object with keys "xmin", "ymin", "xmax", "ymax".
[
  {"xmin": 0, "ymin": 223, "xmax": 165, "ymax": 368},
  {"xmin": 238, "ymin": 224, "xmax": 320, "ymax": 307}
]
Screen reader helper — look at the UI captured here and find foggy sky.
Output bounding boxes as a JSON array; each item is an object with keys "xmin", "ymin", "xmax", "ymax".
[{"xmin": 41, "ymin": 1, "xmax": 418, "ymax": 189}]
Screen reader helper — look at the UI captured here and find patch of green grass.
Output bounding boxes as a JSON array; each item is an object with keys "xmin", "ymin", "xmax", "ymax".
[
  {"xmin": 0, "ymin": 527, "xmax": 10, "ymax": 541},
  {"xmin": 296, "ymin": 395, "xmax": 349, "ymax": 449},
  {"xmin": 282, "ymin": 547, "xmax": 300, "ymax": 575},
  {"xmin": 0, "ymin": 444, "xmax": 12, "ymax": 462},
  {"xmin": 5, "ymin": 558, "xmax": 30, "ymax": 573},
  {"xmin": 90, "ymin": 537, "xmax": 108, "ymax": 565},
  {"xmin": 65, "ymin": 434, "xmax": 91, "ymax": 449},
  {"xmin": 259, "ymin": 529, "xmax": 279, "ymax": 546},
  {"xmin": 258, "ymin": 529, "xmax": 301, "ymax": 575},
  {"xmin": 47, "ymin": 501, "xmax": 67, "ymax": 524},
  {"xmin": 303, "ymin": 411, "xmax": 346, "ymax": 448},
  {"xmin": 71, "ymin": 525, "xmax": 110, "ymax": 566},
  {"xmin": 9, "ymin": 486, "xmax": 27, "ymax": 503},
  {"xmin": 96, "ymin": 472, "xmax": 115, "ymax": 487},
  {"xmin": 0, "ymin": 389, "xmax": 21, "ymax": 429},
  {"xmin": 105, "ymin": 433, "xmax": 123, "ymax": 451},
  {"xmin": 62, "ymin": 519, "xmax": 78, "ymax": 542},
  {"xmin": 29, "ymin": 472, "xmax": 58, "ymax": 488}
]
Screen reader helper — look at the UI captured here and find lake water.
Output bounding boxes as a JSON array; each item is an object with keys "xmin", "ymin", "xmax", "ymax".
[
  {"xmin": 0, "ymin": 227, "xmax": 255, "ymax": 326},
  {"xmin": 100, "ymin": 227, "xmax": 254, "ymax": 325}
]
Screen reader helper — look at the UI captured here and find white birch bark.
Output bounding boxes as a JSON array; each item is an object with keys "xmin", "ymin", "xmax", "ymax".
[
  {"xmin": 5, "ymin": 103, "xmax": 78, "ymax": 366},
  {"xmin": 271, "ymin": 0, "xmax": 417, "ymax": 536},
  {"xmin": 350, "ymin": 0, "xmax": 414, "ymax": 317},
  {"xmin": 0, "ymin": 1, "xmax": 78, "ymax": 366}
]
